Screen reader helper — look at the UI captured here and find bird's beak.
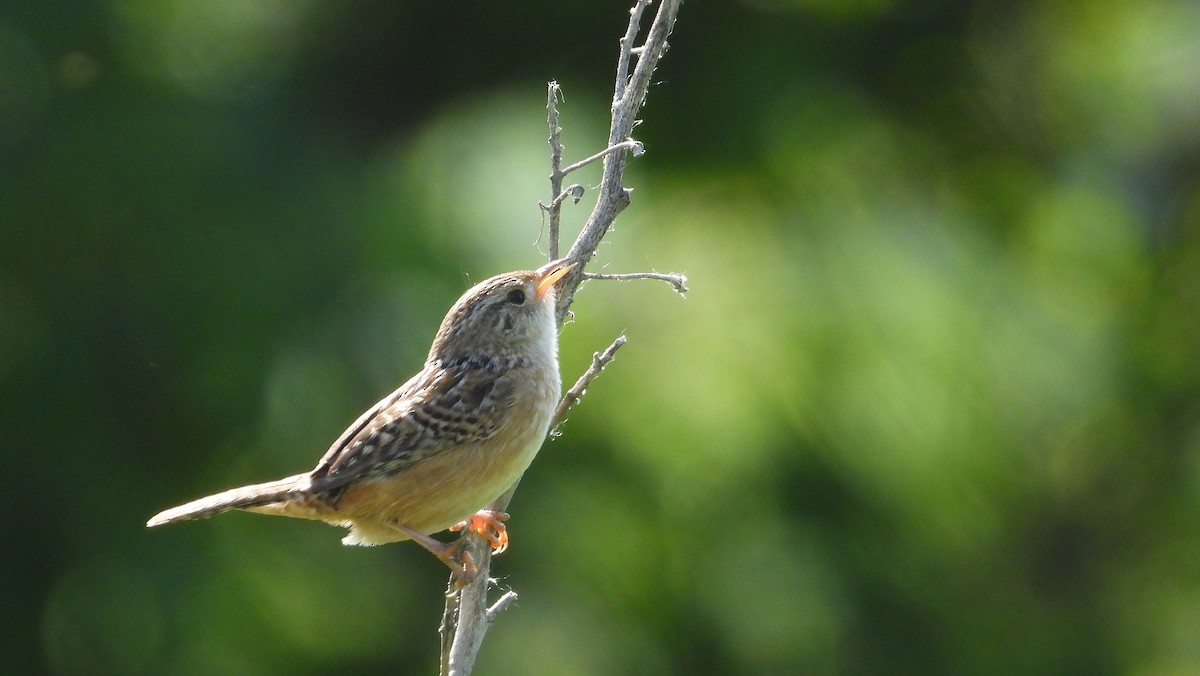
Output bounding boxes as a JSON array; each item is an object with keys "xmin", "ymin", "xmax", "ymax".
[{"xmin": 535, "ymin": 258, "xmax": 575, "ymax": 301}]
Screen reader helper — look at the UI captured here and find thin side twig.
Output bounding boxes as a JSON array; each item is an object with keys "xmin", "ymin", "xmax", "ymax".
[
  {"xmin": 540, "ymin": 184, "xmax": 584, "ymax": 215},
  {"xmin": 584, "ymin": 271, "xmax": 688, "ymax": 296},
  {"xmin": 552, "ymin": 333, "xmax": 627, "ymax": 430},
  {"xmin": 485, "ymin": 590, "xmax": 519, "ymax": 622},
  {"xmin": 560, "ymin": 139, "xmax": 644, "ymax": 178}
]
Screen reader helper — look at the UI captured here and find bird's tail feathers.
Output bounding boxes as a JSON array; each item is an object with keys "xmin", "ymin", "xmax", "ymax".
[{"xmin": 146, "ymin": 473, "xmax": 311, "ymax": 527}]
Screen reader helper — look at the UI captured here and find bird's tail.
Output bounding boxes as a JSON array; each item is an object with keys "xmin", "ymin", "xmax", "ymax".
[{"xmin": 146, "ymin": 473, "xmax": 311, "ymax": 527}]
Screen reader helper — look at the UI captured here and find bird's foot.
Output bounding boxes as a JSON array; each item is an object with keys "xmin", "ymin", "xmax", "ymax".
[{"xmin": 450, "ymin": 509, "xmax": 510, "ymax": 555}]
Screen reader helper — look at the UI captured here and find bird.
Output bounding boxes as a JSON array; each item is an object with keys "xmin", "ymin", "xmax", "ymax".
[{"xmin": 147, "ymin": 258, "xmax": 574, "ymax": 584}]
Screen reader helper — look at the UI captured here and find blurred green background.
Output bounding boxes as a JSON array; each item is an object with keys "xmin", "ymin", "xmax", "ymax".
[{"xmin": 3, "ymin": 0, "xmax": 1200, "ymax": 674}]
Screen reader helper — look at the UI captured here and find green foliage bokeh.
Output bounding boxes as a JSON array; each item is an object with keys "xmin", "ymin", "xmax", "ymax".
[{"xmin": 3, "ymin": 1, "xmax": 1200, "ymax": 674}]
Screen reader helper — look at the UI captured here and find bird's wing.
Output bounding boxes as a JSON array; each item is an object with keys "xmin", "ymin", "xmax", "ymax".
[{"xmin": 309, "ymin": 360, "xmax": 513, "ymax": 491}]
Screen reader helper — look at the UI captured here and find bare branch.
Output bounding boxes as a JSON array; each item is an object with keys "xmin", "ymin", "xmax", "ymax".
[
  {"xmin": 439, "ymin": 3, "xmax": 682, "ymax": 673},
  {"xmin": 560, "ymin": 139, "xmax": 644, "ymax": 178},
  {"xmin": 585, "ymin": 271, "xmax": 688, "ymax": 296},
  {"xmin": 546, "ymin": 82, "xmax": 565, "ymax": 259},
  {"xmin": 485, "ymin": 590, "xmax": 519, "ymax": 622},
  {"xmin": 556, "ymin": 0, "xmax": 683, "ymax": 324},
  {"xmin": 614, "ymin": 0, "xmax": 652, "ymax": 103},
  {"xmin": 625, "ymin": 0, "xmax": 679, "ymax": 117},
  {"xmin": 440, "ymin": 541, "xmax": 497, "ymax": 676},
  {"xmin": 552, "ymin": 333, "xmax": 628, "ymax": 430},
  {"xmin": 439, "ymin": 581, "xmax": 461, "ymax": 673}
]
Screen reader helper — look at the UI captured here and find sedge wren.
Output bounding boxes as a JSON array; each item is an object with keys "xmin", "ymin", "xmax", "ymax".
[{"xmin": 148, "ymin": 258, "xmax": 574, "ymax": 583}]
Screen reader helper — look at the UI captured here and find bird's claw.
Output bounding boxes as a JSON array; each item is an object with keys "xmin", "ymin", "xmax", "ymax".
[
  {"xmin": 449, "ymin": 547, "xmax": 479, "ymax": 588},
  {"xmin": 451, "ymin": 509, "xmax": 510, "ymax": 555}
]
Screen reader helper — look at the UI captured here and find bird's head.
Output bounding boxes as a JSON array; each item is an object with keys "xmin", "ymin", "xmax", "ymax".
[{"xmin": 429, "ymin": 258, "xmax": 574, "ymax": 363}]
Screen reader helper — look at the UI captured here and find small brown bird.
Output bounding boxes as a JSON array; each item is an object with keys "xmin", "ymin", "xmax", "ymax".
[{"xmin": 148, "ymin": 258, "xmax": 574, "ymax": 583}]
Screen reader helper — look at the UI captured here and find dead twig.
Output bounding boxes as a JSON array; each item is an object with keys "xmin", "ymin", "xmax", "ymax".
[
  {"xmin": 584, "ymin": 271, "xmax": 688, "ymax": 296},
  {"xmin": 552, "ymin": 334, "xmax": 628, "ymax": 430},
  {"xmin": 439, "ymin": 3, "xmax": 684, "ymax": 673}
]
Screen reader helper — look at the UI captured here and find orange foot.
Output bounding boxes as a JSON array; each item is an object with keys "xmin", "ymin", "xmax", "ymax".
[{"xmin": 450, "ymin": 510, "xmax": 511, "ymax": 555}]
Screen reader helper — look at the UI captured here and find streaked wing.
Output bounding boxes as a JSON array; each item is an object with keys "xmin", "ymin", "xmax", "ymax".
[{"xmin": 308, "ymin": 361, "xmax": 513, "ymax": 491}]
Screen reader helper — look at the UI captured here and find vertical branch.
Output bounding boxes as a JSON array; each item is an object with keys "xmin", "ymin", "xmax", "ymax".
[
  {"xmin": 440, "ymin": 536, "xmax": 496, "ymax": 675},
  {"xmin": 555, "ymin": 0, "xmax": 682, "ymax": 324},
  {"xmin": 546, "ymin": 83, "xmax": 565, "ymax": 259},
  {"xmin": 439, "ymin": 2, "xmax": 683, "ymax": 674},
  {"xmin": 614, "ymin": 0, "xmax": 651, "ymax": 103}
]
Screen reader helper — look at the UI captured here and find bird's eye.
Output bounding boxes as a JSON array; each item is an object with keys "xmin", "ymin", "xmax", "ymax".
[{"xmin": 505, "ymin": 288, "xmax": 527, "ymax": 305}]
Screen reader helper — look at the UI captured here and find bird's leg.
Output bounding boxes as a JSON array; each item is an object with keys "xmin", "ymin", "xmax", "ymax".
[
  {"xmin": 390, "ymin": 522, "xmax": 479, "ymax": 586},
  {"xmin": 450, "ymin": 510, "xmax": 510, "ymax": 555}
]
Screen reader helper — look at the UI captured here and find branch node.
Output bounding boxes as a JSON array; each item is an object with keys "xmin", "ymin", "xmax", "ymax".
[{"xmin": 540, "ymin": 184, "xmax": 586, "ymax": 214}]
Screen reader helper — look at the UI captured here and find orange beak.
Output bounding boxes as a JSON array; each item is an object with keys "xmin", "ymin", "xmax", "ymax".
[{"xmin": 535, "ymin": 258, "xmax": 575, "ymax": 301}]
